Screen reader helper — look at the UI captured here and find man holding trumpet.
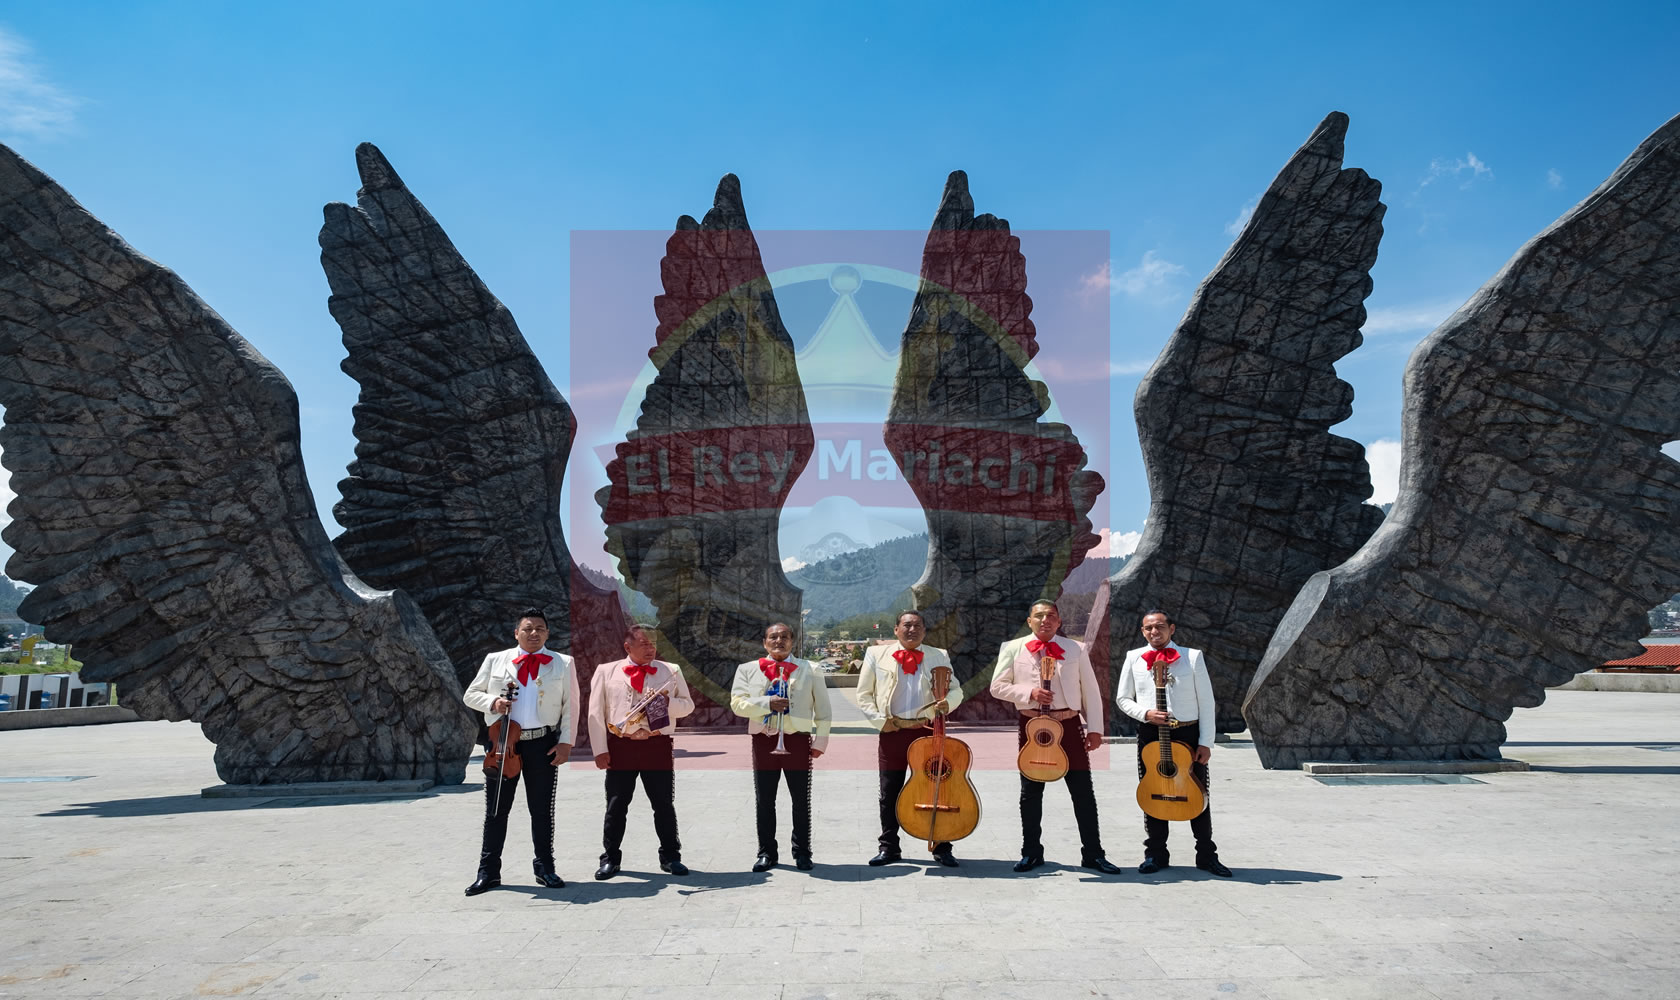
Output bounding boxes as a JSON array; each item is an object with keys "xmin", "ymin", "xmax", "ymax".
[
  {"xmin": 587, "ymin": 623, "xmax": 695, "ymax": 879},
  {"xmin": 730, "ymin": 622, "xmax": 833, "ymax": 872}
]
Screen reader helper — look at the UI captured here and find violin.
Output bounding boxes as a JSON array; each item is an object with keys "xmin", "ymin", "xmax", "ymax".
[
  {"xmin": 484, "ymin": 681, "xmax": 522, "ymax": 780},
  {"xmin": 895, "ymin": 665, "xmax": 981, "ymax": 847}
]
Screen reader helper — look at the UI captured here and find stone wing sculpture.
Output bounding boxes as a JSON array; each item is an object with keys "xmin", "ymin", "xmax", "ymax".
[
  {"xmin": 886, "ymin": 171, "xmax": 1105, "ymax": 718},
  {"xmin": 0, "ymin": 144, "xmax": 472, "ymax": 784},
  {"xmin": 1088, "ymin": 112, "xmax": 1386, "ymax": 734},
  {"xmin": 321, "ymin": 144, "xmax": 628, "ymax": 711},
  {"xmin": 596, "ymin": 175, "xmax": 814, "ymax": 724},
  {"xmin": 1245, "ymin": 113, "xmax": 1680, "ymax": 767}
]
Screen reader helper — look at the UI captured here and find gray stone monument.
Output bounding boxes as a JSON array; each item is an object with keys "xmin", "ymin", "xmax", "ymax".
[
  {"xmin": 596, "ymin": 176, "xmax": 813, "ymax": 725},
  {"xmin": 886, "ymin": 171, "xmax": 1105, "ymax": 718},
  {"xmin": 320, "ymin": 143, "xmax": 628, "ymax": 737},
  {"xmin": 1245, "ymin": 113, "xmax": 1680, "ymax": 767},
  {"xmin": 0, "ymin": 144, "xmax": 473, "ymax": 784},
  {"xmin": 1087, "ymin": 112, "xmax": 1386, "ymax": 734}
]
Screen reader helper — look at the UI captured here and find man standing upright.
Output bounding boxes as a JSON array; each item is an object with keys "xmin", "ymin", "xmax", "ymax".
[
  {"xmin": 989, "ymin": 600, "xmax": 1123, "ymax": 875},
  {"xmin": 588, "ymin": 623, "xmax": 696, "ymax": 879},
  {"xmin": 461, "ymin": 607, "xmax": 579, "ymax": 895},
  {"xmin": 1116, "ymin": 609, "xmax": 1232, "ymax": 877},
  {"xmin": 856, "ymin": 610, "xmax": 965, "ymax": 867},
  {"xmin": 730, "ymin": 622, "xmax": 833, "ymax": 872}
]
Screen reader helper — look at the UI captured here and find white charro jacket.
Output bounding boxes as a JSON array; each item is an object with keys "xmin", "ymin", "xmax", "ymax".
[
  {"xmin": 462, "ymin": 647, "xmax": 580, "ymax": 743},
  {"xmin": 855, "ymin": 642, "xmax": 964, "ymax": 731},
  {"xmin": 729, "ymin": 656, "xmax": 834, "ymax": 753}
]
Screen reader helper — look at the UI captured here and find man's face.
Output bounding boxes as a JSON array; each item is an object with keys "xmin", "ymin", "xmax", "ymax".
[
  {"xmin": 763, "ymin": 625, "xmax": 795, "ymax": 661},
  {"xmin": 1140, "ymin": 613, "xmax": 1175, "ymax": 650},
  {"xmin": 624, "ymin": 628, "xmax": 658, "ymax": 665},
  {"xmin": 893, "ymin": 614, "xmax": 925, "ymax": 651},
  {"xmin": 515, "ymin": 617, "xmax": 548, "ymax": 653},
  {"xmin": 1027, "ymin": 604, "xmax": 1061, "ymax": 642}
]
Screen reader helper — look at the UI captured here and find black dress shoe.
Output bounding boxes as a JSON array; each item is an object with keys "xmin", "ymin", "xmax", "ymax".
[
  {"xmin": 867, "ymin": 849, "xmax": 902, "ymax": 866},
  {"xmin": 594, "ymin": 860, "xmax": 620, "ymax": 880},
  {"xmin": 1137, "ymin": 856, "xmax": 1166, "ymax": 874},
  {"xmin": 1012, "ymin": 854, "xmax": 1044, "ymax": 873},
  {"xmin": 1196, "ymin": 857, "xmax": 1233, "ymax": 877},
  {"xmin": 794, "ymin": 856, "xmax": 813, "ymax": 871},
  {"xmin": 660, "ymin": 860, "xmax": 689, "ymax": 876},
  {"xmin": 751, "ymin": 852, "xmax": 777, "ymax": 873},
  {"xmin": 464, "ymin": 873, "xmax": 501, "ymax": 896},
  {"xmin": 1082, "ymin": 856, "xmax": 1124, "ymax": 875},
  {"xmin": 930, "ymin": 847, "xmax": 959, "ymax": 868}
]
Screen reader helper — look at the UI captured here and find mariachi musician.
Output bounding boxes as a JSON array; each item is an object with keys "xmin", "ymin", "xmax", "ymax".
[
  {"xmin": 729, "ymin": 622, "xmax": 833, "ymax": 872},
  {"xmin": 461, "ymin": 607, "xmax": 579, "ymax": 895},
  {"xmin": 856, "ymin": 609, "xmax": 965, "ymax": 867},
  {"xmin": 1115, "ymin": 609, "xmax": 1232, "ymax": 877},
  {"xmin": 587, "ymin": 623, "xmax": 695, "ymax": 879},
  {"xmin": 989, "ymin": 600, "xmax": 1123, "ymax": 874}
]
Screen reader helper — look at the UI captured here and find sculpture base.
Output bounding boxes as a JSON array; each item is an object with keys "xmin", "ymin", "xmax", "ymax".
[
  {"xmin": 202, "ymin": 778, "xmax": 435, "ymax": 799},
  {"xmin": 1301, "ymin": 760, "xmax": 1529, "ymax": 775}
]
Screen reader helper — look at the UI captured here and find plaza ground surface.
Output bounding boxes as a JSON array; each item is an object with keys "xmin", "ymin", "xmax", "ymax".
[{"xmin": 2, "ymin": 689, "xmax": 1677, "ymax": 1000}]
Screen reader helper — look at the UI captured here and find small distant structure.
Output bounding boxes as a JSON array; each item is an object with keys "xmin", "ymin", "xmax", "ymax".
[{"xmin": 1602, "ymin": 645, "xmax": 1680, "ymax": 672}]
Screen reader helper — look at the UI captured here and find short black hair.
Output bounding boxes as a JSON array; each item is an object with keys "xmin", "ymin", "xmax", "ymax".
[
  {"xmin": 896, "ymin": 609, "xmax": 926, "ymax": 627},
  {"xmin": 626, "ymin": 623, "xmax": 657, "ymax": 641},
  {"xmin": 765, "ymin": 622, "xmax": 794, "ymax": 637},
  {"xmin": 1141, "ymin": 609, "xmax": 1174, "ymax": 626},
  {"xmin": 517, "ymin": 607, "xmax": 548, "ymax": 627},
  {"xmin": 1030, "ymin": 600, "xmax": 1059, "ymax": 615}
]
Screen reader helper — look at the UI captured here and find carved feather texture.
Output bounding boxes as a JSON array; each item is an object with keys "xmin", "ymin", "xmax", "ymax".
[
  {"xmin": 321, "ymin": 144, "xmax": 627, "ymax": 712},
  {"xmin": 1091, "ymin": 112, "xmax": 1385, "ymax": 734},
  {"xmin": 0, "ymin": 143, "xmax": 471, "ymax": 784},
  {"xmin": 596, "ymin": 175, "xmax": 813, "ymax": 723},
  {"xmin": 1245, "ymin": 114, "xmax": 1680, "ymax": 767}
]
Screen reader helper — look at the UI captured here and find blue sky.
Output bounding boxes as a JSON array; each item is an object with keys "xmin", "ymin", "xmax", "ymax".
[{"xmin": 2, "ymin": 1, "xmax": 1677, "ymax": 573}]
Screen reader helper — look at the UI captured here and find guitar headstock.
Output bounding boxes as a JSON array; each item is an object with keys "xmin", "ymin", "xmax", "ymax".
[{"xmin": 1039, "ymin": 655, "xmax": 1057, "ymax": 681}]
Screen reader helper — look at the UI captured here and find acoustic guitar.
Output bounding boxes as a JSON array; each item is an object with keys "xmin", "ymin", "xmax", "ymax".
[
  {"xmin": 896, "ymin": 665, "xmax": 981, "ymax": 847},
  {"xmin": 1135, "ymin": 651, "xmax": 1206, "ymax": 822},
  {"xmin": 1017, "ymin": 654, "xmax": 1069, "ymax": 782}
]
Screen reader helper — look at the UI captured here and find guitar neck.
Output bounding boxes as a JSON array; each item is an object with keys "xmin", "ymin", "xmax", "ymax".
[{"xmin": 1154, "ymin": 669, "xmax": 1172, "ymax": 751}]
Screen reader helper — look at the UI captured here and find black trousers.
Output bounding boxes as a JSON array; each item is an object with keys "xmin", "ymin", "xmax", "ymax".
[
  {"xmin": 477, "ymin": 731, "xmax": 559, "ymax": 875},
  {"xmin": 1136, "ymin": 723, "xmax": 1216, "ymax": 863},
  {"xmin": 876, "ymin": 726, "xmax": 952, "ymax": 854},
  {"xmin": 1016, "ymin": 714, "xmax": 1104, "ymax": 860},
  {"xmin": 750, "ymin": 731, "xmax": 813, "ymax": 859},
  {"xmin": 600, "ymin": 733, "xmax": 681, "ymax": 865}
]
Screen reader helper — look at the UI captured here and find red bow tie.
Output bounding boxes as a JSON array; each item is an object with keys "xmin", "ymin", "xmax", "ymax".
[
  {"xmin": 514, "ymin": 652, "xmax": 551, "ymax": 686},
  {"xmin": 758, "ymin": 658, "xmax": 795, "ymax": 681},
  {"xmin": 1141, "ymin": 647, "xmax": 1180, "ymax": 671},
  {"xmin": 892, "ymin": 648, "xmax": 924, "ymax": 674},
  {"xmin": 625, "ymin": 662, "xmax": 657, "ymax": 692},
  {"xmin": 1026, "ymin": 639, "xmax": 1064, "ymax": 659}
]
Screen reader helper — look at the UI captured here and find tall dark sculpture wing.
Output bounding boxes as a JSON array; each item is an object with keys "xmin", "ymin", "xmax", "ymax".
[
  {"xmin": 596, "ymin": 175, "xmax": 813, "ymax": 724},
  {"xmin": 0, "ymin": 144, "xmax": 471, "ymax": 784},
  {"xmin": 1088, "ymin": 112, "xmax": 1385, "ymax": 734},
  {"xmin": 1245, "ymin": 114, "xmax": 1680, "ymax": 767},
  {"xmin": 321, "ymin": 144, "xmax": 627, "ymax": 712},
  {"xmin": 886, "ymin": 171, "xmax": 1104, "ymax": 717}
]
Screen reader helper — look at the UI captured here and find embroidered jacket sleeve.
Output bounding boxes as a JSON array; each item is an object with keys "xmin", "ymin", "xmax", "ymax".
[
  {"xmin": 809, "ymin": 668, "xmax": 834, "ymax": 753},
  {"xmin": 556, "ymin": 654, "xmax": 580, "ymax": 745},
  {"xmin": 855, "ymin": 647, "xmax": 888, "ymax": 726},
  {"xmin": 586, "ymin": 658, "xmax": 615, "ymax": 752},
  {"xmin": 917, "ymin": 646, "xmax": 963, "ymax": 717},
  {"xmin": 663, "ymin": 663, "xmax": 695, "ymax": 724},
  {"xmin": 1068, "ymin": 641, "xmax": 1105, "ymax": 734},
  {"xmin": 463, "ymin": 650, "xmax": 501, "ymax": 717},
  {"xmin": 989, "ymin": 638, "xmax": 1035, "ymax": 708},
  {"xmin": 1116, "ymin": 650, "xmax": 1150, "ymax": 723},
  {"xmin": 729, "ymin": 662, "xmax": 771, "ymax": 719},
  {"xmin": 1192, "ymin": 649, "xmax": 1216, "ymax": 748}
]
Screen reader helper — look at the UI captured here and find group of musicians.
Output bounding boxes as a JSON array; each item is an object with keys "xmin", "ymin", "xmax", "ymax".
[{"xmin": 460, "ymin": 602, "xmax": 1231, "ymax": 894}]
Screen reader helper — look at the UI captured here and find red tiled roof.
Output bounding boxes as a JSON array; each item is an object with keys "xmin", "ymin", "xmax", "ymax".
[{"xmin": 1604, "ymin": 644, "xmax": 1680, "ymax": 668}]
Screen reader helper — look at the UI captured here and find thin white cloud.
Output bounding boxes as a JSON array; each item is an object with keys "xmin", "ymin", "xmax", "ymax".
[
  {"xmin": 1663, "ymin": 441, "xmax": 1679, "ymax": 461},
  {"xmin": 1224, "ymin": 195, "xmax": 1260, "ymax": 236},
  {"xmin": 0, "ymin": 28, "xmax": 79, "ymax": 139},
  {"xmin": 1366, "ymin": 438, "xmax": 1402, "ymax": 506},
  {"xmin": 1546, "ymin": 168, "xmax": 1563, "ymax": 190},
  {"xmin": 1421, "ymin": 152, "xmax": 1493, "ymax": 190},
  {"xmin": 1108, "ymin": 359, "xmax": 1153, "ymax": 376},
  {"xmin": 1112, "ymin": 250, "xmax": 1186, "ymax": 304},
  {"xmin": 1086, "ymin": 527, "xmax": 1142, "ymax": 559},
  {"xmin": 780, "ymin": 556, "xmax": 806, "ymax": 572},
  {"xmin": 1362, "ymin": 299, "xmax": 1463, "ymax": 337},
  {"xmin": 1079, "ymin": 261, "xmax": 1112, "ymax": 298}
]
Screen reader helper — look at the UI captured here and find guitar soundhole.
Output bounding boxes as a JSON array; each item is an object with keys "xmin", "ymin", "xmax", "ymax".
[
  {"xmin": 923, "ymin": 758, "xmax": 952, "ymax": 781},
  {"xmin": 1033, "ymin": 730, "xmax": 1055, "ymax": 747},
  {"xmin": 1156, "ymin": 760, "xmax": 1178, "ymax": 779}
]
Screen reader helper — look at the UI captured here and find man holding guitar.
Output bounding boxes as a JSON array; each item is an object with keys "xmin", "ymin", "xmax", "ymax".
[
  {"xmin": 990, "ymin": 600, "xmax": 1123, "ymax": 875},
  {"xmin": 461, "ymin": 608, "xmax": 579, "ymax": 895},
  {"xmin": 856, "ymin": 610, "xmax": 965, "ymax": 867},
  {"xmin": 1116, "ymin": 609, "xmax": 1232, "ymax": 877}
]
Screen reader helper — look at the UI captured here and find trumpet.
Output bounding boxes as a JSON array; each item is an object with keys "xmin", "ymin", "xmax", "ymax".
[
  {"xmin": 613, "ymin": 679, "xmax": 674, "ymax": 734},
  {"xmin": 767, "ymin": 674, "xmax": 791, "ymax": 755}
]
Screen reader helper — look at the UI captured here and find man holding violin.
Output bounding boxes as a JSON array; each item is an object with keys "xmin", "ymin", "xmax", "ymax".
[
  {"xmin": 729, "ymin": 621, "xmax": 833, "ymax": 872},
  {"xmin": 587, "ymin": 623, "xmax": 695, "ymax": 880},
  {"xmin": 989, "ymin": 600, "xmax": 1124, "ymax": 875},
  {"xmin": 461, "ymin": 607, "xmax": 579, "ymax": 896},
  {"xmin": 856, "ymin": 609, "xmax": 965, "ymax": 867}
]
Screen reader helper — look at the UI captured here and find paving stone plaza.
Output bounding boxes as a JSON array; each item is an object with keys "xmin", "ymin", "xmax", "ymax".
[{"xmin": 2, "ymin": 688, "xmax": 1677, "ymax": 1000}]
